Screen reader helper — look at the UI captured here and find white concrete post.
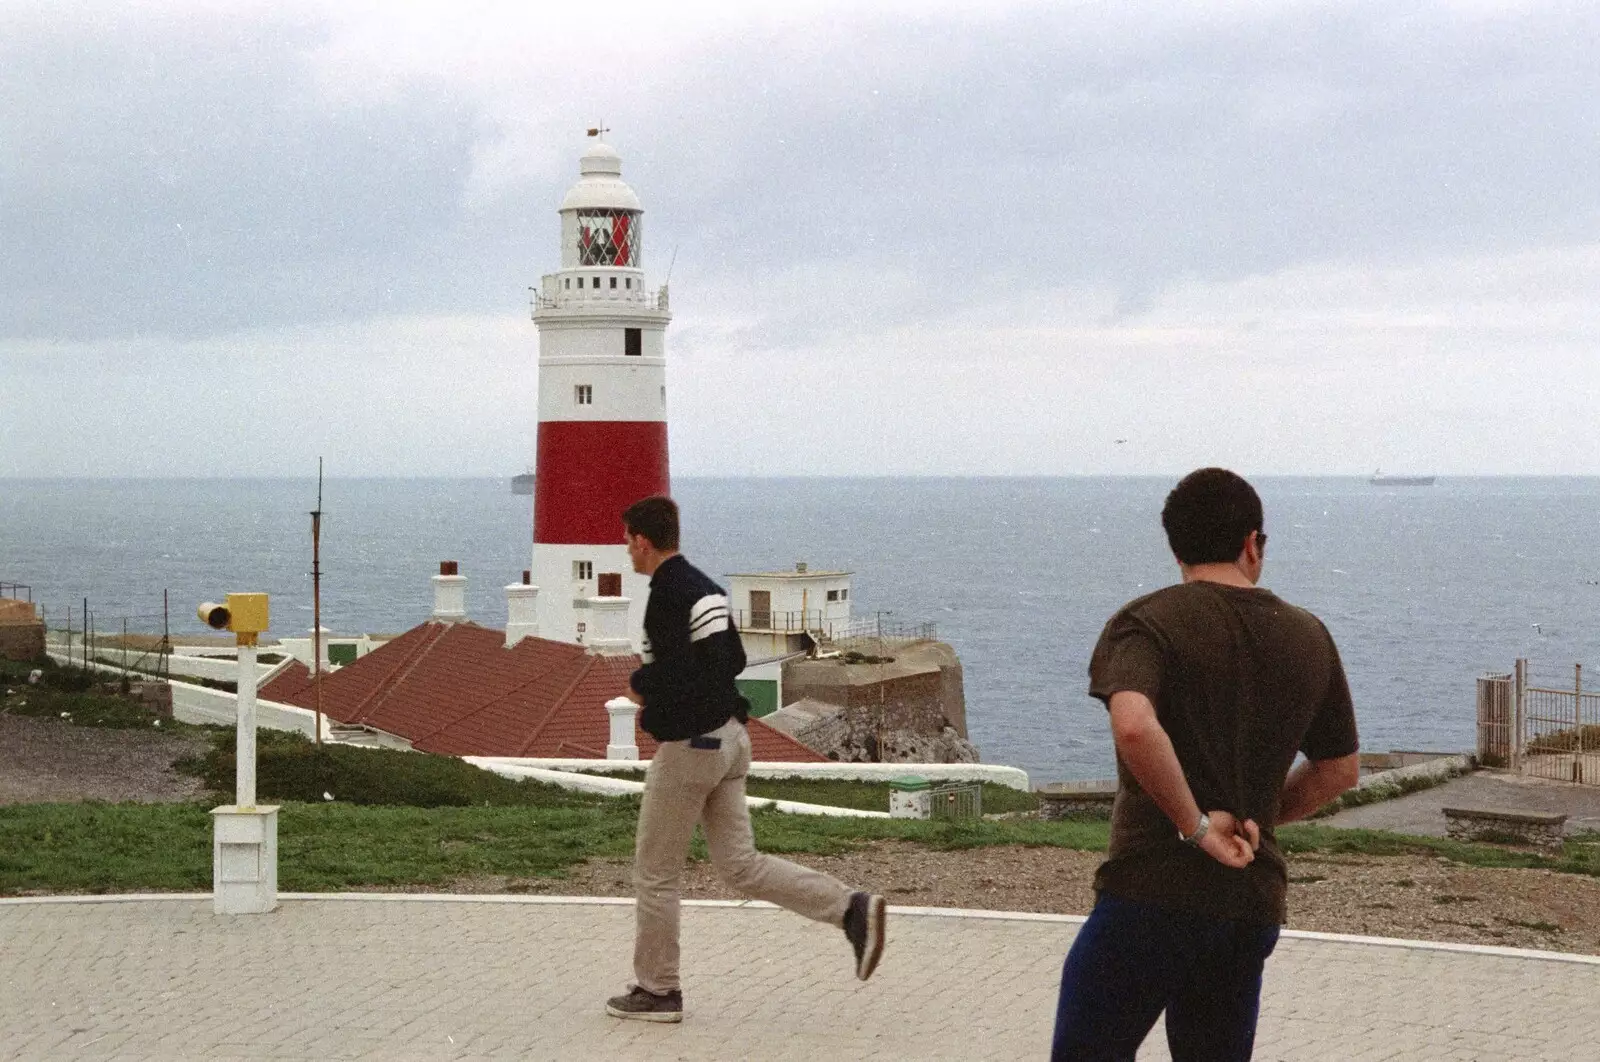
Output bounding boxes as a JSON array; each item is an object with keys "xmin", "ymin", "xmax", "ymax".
[
  {"xmin": 236, "ymin": 643, "xmax": 257, "ymax": 807},
  {"xmin": 505, "ymin": 579, "xmax": 541, "ymax": 648},
  {"xmin": 211, "ymin": 639, "xmax": 279, "ymax": 915},
  {"xmin": 432, "ymin": 561, "xmax": 466, "ymax": 623},
  {"xmin": 587, "ymin": 595, "xmax": 633, "ymax": 655},
  {"xmin": 606, "ymin": 696, "xmax": 640, "ymax": 760}
]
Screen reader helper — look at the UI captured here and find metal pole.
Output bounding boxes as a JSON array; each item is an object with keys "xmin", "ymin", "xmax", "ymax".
[
  {"xmin": 123, "ymin": 618, "xmax": 128, "ymax": 671},
  {"xmin": 237, "ymin": 640, "xmax": 258, "ymax": 807},
  {"xmin": 1576, "ymin": 662, "xmax": 1584, "ymax": 784},
  {"xmin": 311, "ymin": 457, "xmax": 324, "ymax": 746},
  {"xmin": 1513, "ymin": 658, "xmax": 1527, "ymax": 773},
  {"xmin": 162, "ymin": 590, "xmax": 170, "ymax": 681},
  {"xmin": 82, "ymin": 597, "xmax": 89, "ymax": 670}
]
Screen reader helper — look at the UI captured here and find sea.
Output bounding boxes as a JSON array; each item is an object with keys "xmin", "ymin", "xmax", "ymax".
[{"xmin": 3, "ymin": 477, "xmax": 1597, "ymax": 784}]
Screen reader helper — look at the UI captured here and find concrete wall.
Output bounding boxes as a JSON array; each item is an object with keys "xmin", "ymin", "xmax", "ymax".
[
  {"xmin": 0, "ymin": 622, "xmax": 45, "ymax": 661},
  {"xmin": 169, "ymin": 680, "xmax": 321, "ymax": 740},
  {"xmin": 165, "ymin": 654, "xmax": 282, "ymax": 684},
  {"xmin": 470, "ymin": 757, "xmax": 1032, "ymax": 791}
]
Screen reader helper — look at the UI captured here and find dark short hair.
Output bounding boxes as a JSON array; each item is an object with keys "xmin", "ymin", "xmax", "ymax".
[
  {"xmin": 1160, "ymin": 468, "xmax": 1263, "ymax": 565},
  {"xmin": 622, "ymin": 496, "xmax": 680, "ymax": 551}
]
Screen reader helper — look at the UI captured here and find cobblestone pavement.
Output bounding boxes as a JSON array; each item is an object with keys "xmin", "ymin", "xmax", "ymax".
[{"xmin": 3, "ymin": 895, "xmax": 1598, "ymax": 1060}]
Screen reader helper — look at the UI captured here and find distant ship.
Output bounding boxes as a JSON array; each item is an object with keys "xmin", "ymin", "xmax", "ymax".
[
  {"xmin": 511, "ymin": 471, "xmax": 535, "ymax": 495},
  {"xmin": 1370, "ymin": 470, "xmax": 1435, "ymax": 487}
]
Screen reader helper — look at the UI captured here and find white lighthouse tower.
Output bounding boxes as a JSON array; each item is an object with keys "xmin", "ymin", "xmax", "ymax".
[{"xmin": 529, "ymin": 134, "xmax": 671, "ymax": 646}]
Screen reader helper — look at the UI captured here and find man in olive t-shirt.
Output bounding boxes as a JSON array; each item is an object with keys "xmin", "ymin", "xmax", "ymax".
[{"xmin": 1051, "ymin": 468, "xmax": 1360, "ymax": 1062}]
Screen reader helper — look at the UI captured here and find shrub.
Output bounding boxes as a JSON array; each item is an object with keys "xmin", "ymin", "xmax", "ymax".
[{"xmin": 187, "ymin": 729, "xmax": 609, "ymax": 810}]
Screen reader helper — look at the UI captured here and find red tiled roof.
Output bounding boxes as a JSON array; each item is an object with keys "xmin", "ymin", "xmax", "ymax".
[{"xmin": 263, "ymin": 621, "xmax": 824, "ymax": 762}]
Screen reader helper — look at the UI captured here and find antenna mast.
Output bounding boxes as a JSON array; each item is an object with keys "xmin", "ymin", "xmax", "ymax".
[{"xmin": 311, "ymin": 458, "xmax": 324, "ymax": 746}]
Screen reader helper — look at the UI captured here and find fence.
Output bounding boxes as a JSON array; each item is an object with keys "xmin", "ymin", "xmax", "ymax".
[
  {"xmin": 927, "ymin": 782, "xmax": 982, "ymax": 820},
  {"xmin": 1478, "ymin": 660, "xmax": 1600, "ymax": 784},
  {"xmin": 39, "ymin": 595, "xmax": 174, "ymax": 683}
]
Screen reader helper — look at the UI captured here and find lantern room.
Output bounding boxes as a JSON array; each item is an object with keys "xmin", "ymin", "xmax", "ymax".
[{"xmin": 559, "ymin": 139, "xmax": 644, "ymax": 270}]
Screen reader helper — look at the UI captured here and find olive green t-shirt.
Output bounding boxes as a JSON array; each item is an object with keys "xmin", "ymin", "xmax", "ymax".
[{"xmin": 1088, "ymin": 581, "xmax": 1358, "ymax": 925}]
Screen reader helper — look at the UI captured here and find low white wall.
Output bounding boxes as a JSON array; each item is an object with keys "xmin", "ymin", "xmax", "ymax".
[
  {"xmin": 466, "ymin": 760, "xmax": 890, "ymax": 818},
  {"xmin": 165, "ymin": 654, "xmax": 282, "ymax": 684},
  {"xmin": 169, "ymin": 680, "xmax": 321, "ymax": 740},
  {"xmin": 467, "ymin": 757, "xmax": 1031, "ymax": 791}
]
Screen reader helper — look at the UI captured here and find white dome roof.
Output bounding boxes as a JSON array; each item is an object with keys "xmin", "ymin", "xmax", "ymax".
[{"xmin": 559, "ymin": 140, "xmax": 642, "ymax": 212}]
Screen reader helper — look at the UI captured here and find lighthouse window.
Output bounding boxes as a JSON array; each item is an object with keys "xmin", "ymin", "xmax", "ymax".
[
  {"xmin": 564, "ymin": 277, "xmax": 571, "ymax": 289},
  {"xmin": 576, "ymin": 208, "xmax": 636, "ymax": 266},
  {"xmin": 827, "ymin": 590, "xmax": 840, "ymax": 602},
  {"xmin": 575, "ymin": 384, "xmax": 593, "ymax": 405},
  {"xmin": 609, "ymin": 277, "xmax": 617, "ymax": 289},
  {"xmin": 841, "ymin": 588, "xmax": 849, "ymax": 600},
  {"xmin": 625, "ymin": 328, "xmax": 642, "ymax": 357},
  {"xmin": 576, "ymin": 277, "xmax": 583, "ymax": 289},
  {"xmin": 593, "ymin": 276, "xmax": 601, "ymax": 289},
  {"xmin": 574, "ymin": 561, "xmax": 593, "ymax": 582},
  {"xmin": 625, "ymin": 278, "xmax": 633, "ymax": 290}
]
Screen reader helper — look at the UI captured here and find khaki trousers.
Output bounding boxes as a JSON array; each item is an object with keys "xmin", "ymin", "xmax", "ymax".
[{"xmin": 633, "ymin": 717, "xmax": 852, "ymax": 993}]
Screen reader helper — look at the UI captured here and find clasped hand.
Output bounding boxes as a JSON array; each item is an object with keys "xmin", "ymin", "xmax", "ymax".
[{"xmin": 1198, "ymin": 810, "xmax": 1260, "ymax": 869}]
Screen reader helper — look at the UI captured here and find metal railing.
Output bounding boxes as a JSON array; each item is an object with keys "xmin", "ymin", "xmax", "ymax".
[
  {"xmin": 927, "ymin": 782, "xmax": 982, "ymax": 820},
  {"xmin": 735, "ymin": 608, "xmax": 830, "ymax": 634},
  {"xmin": 1480, "ymin": 660, "xmax": 1599, "ymax": 784},
  {"xmin": 529, "ymin": 284, "xmax": 670, "ymax": 316},
  {"xmin": 0, "ymin": 581, "xmax": 32, "ymax": 602},
  {"xmin": 829, "ymin": 618, "xmax": 938, "ymax": 648}
]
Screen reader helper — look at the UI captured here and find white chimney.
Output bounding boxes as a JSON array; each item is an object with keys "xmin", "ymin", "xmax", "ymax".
[
  {"xmin": 506, "ymin": 570, "xmax": 540, "ymax": 648},
  {"xmin": 432, "ymin": 561, "xmax": 466, "ymax": 624},
  {"xmin": 308, "ymin": 626, "xmax": 332, "ymax": 670},
  {"xmin": 586, "ymin": 595, "xmax": 632, "ymax": 655},
  {"xmin": 606, "ymin": 696, "xmax": 640, "ymax": 760}
]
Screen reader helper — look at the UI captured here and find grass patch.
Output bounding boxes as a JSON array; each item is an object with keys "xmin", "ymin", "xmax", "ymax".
[
  {"xmin": 2, "ymin": 660, "xmax": 203, "ymax": 734},
  {"xmin": 9, "ymin": 801, "xmax": 1600, "ymax": 897},
  {"xmin": 1277, "ymin": 823, "xmax": 1600, "ymax": 877},
  {"xmin": 0, "ymin": 800, "xmax": 1110, "ymax": 896}
]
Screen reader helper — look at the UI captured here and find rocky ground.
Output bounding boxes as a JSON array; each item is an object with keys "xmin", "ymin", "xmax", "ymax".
[
  {"xmin": 448, "ymin": 840, "xmax": 1600, "ymax": 957},
  {"xmin": 5, "ymin": 712, "xmax": 1600, "ymax": 956},
  {"xmin": 0, "ymin": 713, "xmax": 208, "ymax": 805}
]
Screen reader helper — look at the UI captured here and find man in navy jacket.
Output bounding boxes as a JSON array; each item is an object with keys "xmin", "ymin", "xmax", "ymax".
[{"xmin": 605, "ymin": 496, "xmax": 887, "ymax": 1024}]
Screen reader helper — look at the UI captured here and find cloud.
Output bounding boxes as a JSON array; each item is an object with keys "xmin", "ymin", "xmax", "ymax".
[{"xmin": 6, "ymin": 1, "xmax": 1599, "ymax": 347}]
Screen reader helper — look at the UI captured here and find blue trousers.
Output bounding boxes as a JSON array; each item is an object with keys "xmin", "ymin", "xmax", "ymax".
[{"xmin": 1051, "ymin": 894, "xmax": 1280, "ymax": 1062}]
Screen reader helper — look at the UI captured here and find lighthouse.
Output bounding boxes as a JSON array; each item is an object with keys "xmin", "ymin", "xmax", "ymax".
[{"xmin": 528, "ymin": 135, "xmax": 670, "ymax": 646}]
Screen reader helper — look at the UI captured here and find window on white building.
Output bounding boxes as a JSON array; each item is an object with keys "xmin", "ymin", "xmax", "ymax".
[
  {"xmin": 827, "ymin": 590, "xmax": 840, "ymax": 602},
  {"xmin": 841, "ymin": 589, "xmax": 849, "ymax": 600},
  {"xmin": 574, "ymin": 561, "xmax": 593, "ymax": 581},
  {"xmin": 609, "ymin": 276, "xmax": 617, "ymax": 289},
  {"xmin": 575, "ymin": 384, "xmax": 593, "ymax": 405}
]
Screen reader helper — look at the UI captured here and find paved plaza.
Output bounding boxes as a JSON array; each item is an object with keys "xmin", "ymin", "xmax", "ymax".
[{"xmin": 3, "ymin": 894, "xmax": 1598, "ymax": 1061}]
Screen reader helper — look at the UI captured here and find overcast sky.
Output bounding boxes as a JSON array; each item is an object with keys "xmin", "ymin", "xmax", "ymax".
[{"xmin": 3, "ymin": 0, "xmax": 1597, "ymax": 477}]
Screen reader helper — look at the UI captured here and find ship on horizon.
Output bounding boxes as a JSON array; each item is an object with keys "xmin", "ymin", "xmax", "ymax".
[
  {"xmin": 511, "ymin": 470, "xmax": 534, "ymax": 495},
  {"xmin": 1370, "ymin": 469, "xmax": 1436, "ymax": 487}
]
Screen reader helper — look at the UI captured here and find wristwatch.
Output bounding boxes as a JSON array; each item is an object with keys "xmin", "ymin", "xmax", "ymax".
[{"xmin": 1180, "ymin": 813, "xmax": 1210, "ymax": 847}]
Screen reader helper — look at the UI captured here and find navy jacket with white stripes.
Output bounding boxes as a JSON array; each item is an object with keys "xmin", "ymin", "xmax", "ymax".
[{"xmin": 629, "ymin": 554, "xmax": 750, "ymax": 741}]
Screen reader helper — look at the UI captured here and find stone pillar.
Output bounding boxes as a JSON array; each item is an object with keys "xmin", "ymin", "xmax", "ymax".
[
  {"xmin": 606, "ymin": 696, "xmax": 640, "ymax": 760},
  {"xmin": 432, "ymin": 561, "xmax": 466, "ymax": 624}
]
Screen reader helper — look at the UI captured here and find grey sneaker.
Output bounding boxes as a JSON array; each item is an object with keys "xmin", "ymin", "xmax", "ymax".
[
  {"xmin": 842, "ymin": 891, "xmax": 886, "ymax": 981},
  {"xmin": 605, "ymin": 985, "xmax": 683, "ymax": 1023}
]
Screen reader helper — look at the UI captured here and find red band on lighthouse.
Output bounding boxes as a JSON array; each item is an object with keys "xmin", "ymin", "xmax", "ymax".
[{"xmin": 534, "ymin": 420, "xmax": 670, "ymax": 544}]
